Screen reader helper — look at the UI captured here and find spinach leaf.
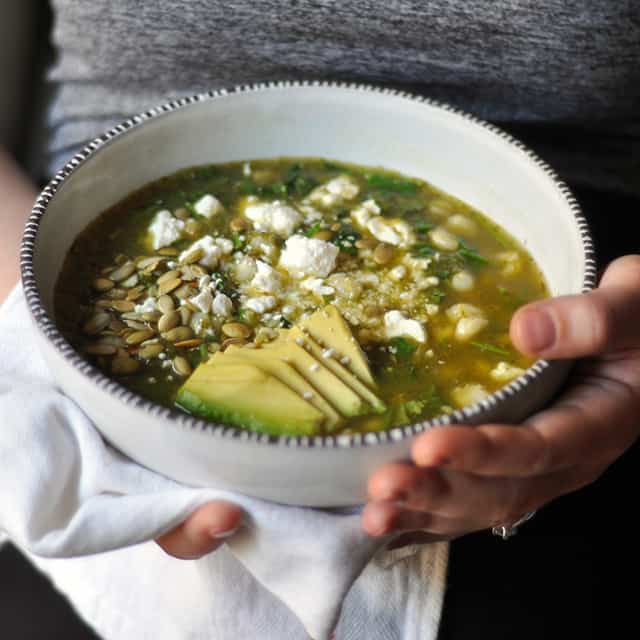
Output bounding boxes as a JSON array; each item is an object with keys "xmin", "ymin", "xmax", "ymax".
[
  {"xmin": 457, "ymin": 241, "xmax": 489, "ymax": 265},
  {"xmin": 471, "ymin": 341, "xmax": 511, "ymax": 357},
  {"xmin": 366, "ymin": 173, "xmax": 419, "ymax": 193},
  {"xmin": 332, "ymin": 226, "xmax": 360, "ymax": 255},
  {"xmin": 304, "ymin": 222, "xmax": 322, "ymax": 237},
  {"xmin": 390, "ymin": 337, "xmax": 418, "ymax": 357}
]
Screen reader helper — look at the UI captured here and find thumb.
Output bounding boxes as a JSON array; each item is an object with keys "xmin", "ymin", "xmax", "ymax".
[{"xmin": 511, "ymin": 256, "xmax": 640, "ymax": 359}]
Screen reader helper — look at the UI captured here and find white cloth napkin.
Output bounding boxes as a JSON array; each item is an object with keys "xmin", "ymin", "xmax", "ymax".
[{"xmin": 0, "ymin": 287, "xmax": 448, "ymax": 640}]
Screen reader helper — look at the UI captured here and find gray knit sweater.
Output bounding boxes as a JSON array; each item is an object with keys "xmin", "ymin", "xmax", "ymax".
[{"xmin": 44, "ymin": 1, "xmax": 639, "ymax": 194}]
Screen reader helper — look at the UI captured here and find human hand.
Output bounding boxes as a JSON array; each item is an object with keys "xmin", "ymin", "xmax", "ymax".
[
  {"xmin": 155, "ymin": 501, "xmax": 243, "ymax": 559},
  {"xmin": 363, "ymin": 255, "xmax": 640, "ymax": 541}
]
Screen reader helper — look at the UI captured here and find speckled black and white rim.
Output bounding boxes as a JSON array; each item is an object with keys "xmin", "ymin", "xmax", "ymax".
[{"xmin": 20, "ymin": 80, "xmax": 597, "ymax": 449}]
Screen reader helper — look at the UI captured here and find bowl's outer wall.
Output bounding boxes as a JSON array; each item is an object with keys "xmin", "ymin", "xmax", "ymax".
[{"xmin": 29, "ymin": 86, "xmax": 587, "ymax": 505}]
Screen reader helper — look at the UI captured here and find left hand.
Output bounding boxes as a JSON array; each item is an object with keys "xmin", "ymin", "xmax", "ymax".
[{"xmin": 363, "ymin": 255, "xmax": 640, "ymax": 541}]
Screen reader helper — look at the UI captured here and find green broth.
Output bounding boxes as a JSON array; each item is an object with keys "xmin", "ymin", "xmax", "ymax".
[{"xmin": 55, "ymin": 157, "xmax": 548, "ymax": 434}]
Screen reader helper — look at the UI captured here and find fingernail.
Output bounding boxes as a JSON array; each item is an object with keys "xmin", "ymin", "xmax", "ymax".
[
  {"xmin": 521, "ymin": 308, "xmax": 555, "ymax": 353},
  {"xmin": 210, "ymin": 526, "xmax": 239, "ymax": 540}
]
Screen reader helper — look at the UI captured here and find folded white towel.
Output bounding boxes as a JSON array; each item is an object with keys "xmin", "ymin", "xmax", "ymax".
[{"xmin": 0, "ymin": 287, "xmax": 448, "ymax": 640}]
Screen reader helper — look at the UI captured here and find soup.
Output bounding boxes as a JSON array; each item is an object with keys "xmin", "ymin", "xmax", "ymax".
[{"xmin": 55, "ymin": 158, "xmax": 548, "ymax": 435}]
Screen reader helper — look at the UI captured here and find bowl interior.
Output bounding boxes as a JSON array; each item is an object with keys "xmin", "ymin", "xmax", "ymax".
[{"xmin": 34, "ymin": 84, "xmax": 589, "ymax": 326}]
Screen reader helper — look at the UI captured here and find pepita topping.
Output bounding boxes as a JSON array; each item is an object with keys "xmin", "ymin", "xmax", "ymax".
[{"xmin": 55, "ymin": 158, "xmax": 548, "ymax": 434}]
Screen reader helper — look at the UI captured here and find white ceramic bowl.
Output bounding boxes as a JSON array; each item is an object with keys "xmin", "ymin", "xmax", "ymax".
[{"xmin": 21, "ymin": 82, "xmax": 596, "ymax": 506}]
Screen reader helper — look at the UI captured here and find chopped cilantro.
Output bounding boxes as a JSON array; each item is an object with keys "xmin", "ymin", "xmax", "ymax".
[
  {"xmin": 457, "ymin": 241, "xmax": 489, "ymax": 265},
  {"xmin": 199, "ymin": 343, "xmax": 210, "ymax": 363},
  {"xmin": 471, "ymin": 341, "xmax": 511, "ymax": 356},
  {"xmin": 429, "ymin": 289, "xmax": 447, "ymax": 304},
  {"xmin": 332, "ymin": 226, "xmax": 360, "ymax": 255},
  {"xmin": 413, "ymin": 243, "xmax": 436, "ymax": 258},
  {"xmin": 304, "ymin": 222, "xmax": 322, "ymax": 237},
  {"xmin": 366, "ymin": 173, "xmax": 419, "ymax": 193},
  {"xmin": 280, "ymin": 317, "xmax": 292, "ymax": 329},
  {"xmin": 390, "ymin": 337, "xmax": 417, "ymax": 357},
  {"xmin": 232, "ymin": 234, "xmax": 245, "ymax": 250},
  {"xmin": 414, "ymin": 220, "xmax": 433, "ymax": 234}
]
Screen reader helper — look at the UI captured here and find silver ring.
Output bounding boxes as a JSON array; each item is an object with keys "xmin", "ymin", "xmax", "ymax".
[{"xmin": 491, "ymin": 511, "xmax": 536, "ymax": 540}]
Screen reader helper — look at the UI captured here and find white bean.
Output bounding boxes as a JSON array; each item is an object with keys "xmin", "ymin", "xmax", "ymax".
[
  {"xmin": 451, "ymin": 271, "xmax": 475, "ymax": 292},
  {"xmin": 446, "ymin": 214, "xmax": 477, "ymax": 236},
  {"xmin": 429, "ymin": 227, "xmax": 459, "ymax": 252},
  {"xmin": 455, "ymin": 316, "xmax": 488, "ymax": 341}
]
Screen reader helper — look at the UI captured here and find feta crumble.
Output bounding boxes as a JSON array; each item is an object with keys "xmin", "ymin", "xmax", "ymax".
[
  {"xmin": 149, "ymin": 210, "xmax": 185, "ymax": 250},
  {"xmin": 301, "ymin": 278, "xmax": 335, "ymax": 296},
  {"xmin": 193, "ymin": 194, "xmax": 224, "ymax": 218},
  {"xmin": 245, "ymin": 201, "xmax": 301, "ymax": 237},
  {"xmin": 134, "ymin": 297, "xmax": 157, "ymax": 314},
  {"xmin": 279, "ymin": 235, "xmax": 339, "ymax": 278},
  {"xmin": 251, "ymin": 260, "xmax": 282, "ymax": 293},
  {"xmin": 179, "ymin": 235, "xmax": 233, "ymax": 268},
  {"xmin": 189, "ymin": 289, "xmax": 213, "ymax": 313},
  {"xmin": 309, "ymin": 175, "xmax": 360, "ymax": 207},
  {"xmin": 212, "ymin": 293, "xmax": 233, "ymax": 317},
  {"xmin": 384, "ymin": 310, "xmax": 427, "ymax": 343},
  {"xmin": 246, "ymin": 296, "xmax": 277, "ymax": 314}
]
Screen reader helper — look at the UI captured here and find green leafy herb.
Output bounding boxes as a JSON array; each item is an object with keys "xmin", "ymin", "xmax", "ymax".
[
  {"xmin": 232, "ymin": 234, "xmax": 245, "ymax": 250},
  {"xmin": 332, "ymin": 226, "xmax": 360, "ymax": 255},
  {"xmin": 457, "ymin": 241, "xmax": 489, "ymax": 265},
  {"xmin": 471, "ymin": 341, "xmax": 511, "ymax": 357},
  {"xmin": 280, "ymin": 317, "xmax": 292, "ymax": 329},
  {"xmin": 413, "ymin": 243, "xmax": 436, "ymax": 258},
  {"xmin": 429, "ymin": 289, "xmax": 447, "ymax": 304},
  {"xmin": 390, "ymin": 337, "xmax": 418, "ymax": 357},
  {"xmin": 283, "ymin": 163, "xmax": 318, "ymax": 197},
  {"xmin": 199, "ymin": 343, "xmax": 210, "ymax": 363},
  {"xmin": 366, "ymin": 173, "xmax": 419, "ymax": 193},
  {"xmin": 304, "ymin": 222, "xmax": 322, "ymax": 237},
  {"xmin": 498, "ymin": 287, "xmax": 526, "ymax": 309}
]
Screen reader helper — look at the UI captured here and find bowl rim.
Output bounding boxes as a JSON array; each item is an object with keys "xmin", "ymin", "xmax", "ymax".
[{"xmin": 20, "ymin": 80, "xmax": 597, "ymax": 450}]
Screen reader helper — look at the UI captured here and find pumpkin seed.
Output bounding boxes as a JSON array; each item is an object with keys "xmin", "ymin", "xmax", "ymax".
[
  {"xmin": 120, "ymin": 273, "xmax": 139, "ymax": 289},
  {"xmin": 162, "ymin": 326, "xmax": 194, "ymax": 342},
  {"xmin": 314, "ymin": 230, "xmax": 333, "ymax": 241},
  {"xmin": 93, "ymin": 278, "xmax": 115, "ymax": 292},
  {"xmin": 126, "ymin": 329, "xmax": 155, "ymax": 345},
  {"xmin": 173, "ymin": 356, "xmax": 193, "ymax": 377},
  {"xmin": 355, "ymin": 238, "xmax": 377, "ymax": 250},
  {"xmin": 110, "ymin": 300, "xmax": 136, "ymax": 312},
  {"xmin": 174, "ymin": 207, "xmax": 190, "ymax": 220},
  {"xmin": 157, "ymin": 295, "xmax": 175, "ymax": 314},
  {"xmin": 137, "ymin": 256, "xmax": 159, "ymax": 269},
  {"xmin": 158, "ymin": 311, "xmax": 180, "ymax": 333},
  {"xmin": 173, "ymin": 338, "xmax": 203, "ymax": 349},
  {"xmin": 95, "ymin": 300, "xmax": 113, "ymax": 309},
  {"xmin": 141, "ymin": 311, "xmax": 162, "ymax": 322},
  {"xmin": 112, "ymin": 356, "xmax": 140, "ymax": 375},
  {"xmin": 207, "ymin": 343, "xmax": 221, "ymax": 354},
  {"xmin": 173, "ymin": 283, "xmax": 194, "ymax": 299},
  {"xmin": 158, "ymin": 277, "xmax": 182, "ymax": 295},
  {"xmin": 108, "ymin": 319, "xmax": 127, "ymax": 333},
  {"xmin": 138, "ymin": 343, "xmax": 165, "ymax": 359},
  {"xmin": 125, "ymin": 320, "xmax": 148, "ymax": 331},
  {"xmin": 373, "ymin": 243, "xmax": 395, "ymax": 265},
  {"xmin": 85, "ymin": 343, "xmax": 117, "ymax": 356},
  {"xmin": 126, "ymin": 285, "xmax": 146, "ymax": 301},
  {"xmin": 221, "ymin": 337, "xmax": 247, "ymax": 350},
  {"xmin": 157, "ymin": 269, "xmax": 181, "ymax": 285},
  {"xmin": 97, "ymin": 335, "xmax": 126, "ymax": 347},
  {"xmin": 222, "ymin": 322, "xmax": 251, "ymax": 339},
  {"xmin": 158, "ymin": 247, "xmax": 179, "ymax": 256},
  {"xmin": 180, "ymin": 246, "xmax": 204, "ymax": 265},
  {"xmin": 104, "ymin": 288, "xmax": 127, "ymax": 300},
  {"xmin": 83, "ymin": 312, "xmax": 111, "ymax": 335},
  {"xmin": 179, "ymin": 307, "xmax": 192, "ymax": 325},
  {"xmin": 185, "ymin": 219, "xmax": 204, "ymax": 236},
  {"xmin": 110, "ymin": 261, "xmax": 136, "ymax": 282},
  {"xmin": 229, "ymin": 217, "xmax": 247, "ymax": 232}
]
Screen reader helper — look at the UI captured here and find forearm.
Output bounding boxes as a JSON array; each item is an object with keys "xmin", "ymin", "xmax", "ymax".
[{"xmin": 0, "ymin": 147, "xmax": 37, "ymax": 303}]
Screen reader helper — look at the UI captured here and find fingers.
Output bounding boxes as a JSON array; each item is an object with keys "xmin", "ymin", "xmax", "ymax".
[
  {"xmin": 365, "ymin": 461, "xmax": 603, "ymax": 537},
  {"xmin": 511, "ymin": 255, "xmax": 640, "ymax": 359},
  {"xmin": 156, "ymin": 500, "xmax": 243, "ymax": 560}
]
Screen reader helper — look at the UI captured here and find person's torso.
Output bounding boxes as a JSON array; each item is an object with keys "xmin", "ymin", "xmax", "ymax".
[{"xmin": 43, "ymin": 0, "xmax": 639, "ymax": 194}]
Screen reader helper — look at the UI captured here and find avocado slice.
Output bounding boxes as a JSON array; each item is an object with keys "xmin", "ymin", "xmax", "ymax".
[
  {"xmin": 176, "ymin": 362, "xmax": 324, "ymax": 436},
  {"xmin": 213, "ymin": 347, "xmax": 344, "ymax": 431},
  {"xmin": 283, "ymin": 327, "xmax": 387, "ymax": 415},
  {"xmin": 259, "ymin": 340, "xmax": 369, "ymax": 417},
  {"xmin": 300, "ymin": 305, "xmax": 376, "ymax": 387}
]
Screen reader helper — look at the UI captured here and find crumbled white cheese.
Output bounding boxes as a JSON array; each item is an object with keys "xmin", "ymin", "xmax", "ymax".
[
  {"xmin": 429, "ymin": 227, "xmax": 459, "ymax": 252},
  {"xmin": 134, "ymin": 297, "xmax": 157, "ymax": 314},
  {"xmin": 193, "ymin": 194, "xmax": 224, "ymax": 218},
  {"xmin": 455, "ymin": 316, "xmax": 488, "ymax": 341},
  {"xmin": 451, "ymin": 271, "xmax": 475, "ymax": 291},
  {"xmin": 451, "ymin": 383, "xmax": 489, "ymax": 408},
  {"xmin": 149, "ymin": 210, "xmax": 185, "ymax": 250},
  {"xmin": 351, "ymin": 199, "xmax": 381, "ymax": 227},
  {"xmin": 279, "ymin": 235, "xmax": 339, "ymax": 278},
  {"xmin": 212, "ymin": 292, "xmax": 233, "ymax": 317},
  {"xmin": 246, "ymin": 296, "xmax": 277, "ymax": 314},
  {"xmin": 243, "ymin": 162, "xmax": 252, "ymax": 176},
  {"xmin": 490, "ymin": 361, "xmax": 525, "ymax": 382},
  {"xmin": 309, "ymin": 175, "xmax": 360, "ymax": 207},
  {"xmin": 179, "ymin": 236, "xmax": 233, "ymax": 268},
  {"xmin": 189, "ymin": 289, "xmax": 213, "ymax": 313},
  {"xmin": 446, "ymin": 303, "xmax": 484, "ymax": 322},
  {"xmin": 232, "ymin": 255, "xmax": 257, "ymax": 283},
  {"xmin": 301, "ymin": 278, "xmax": 335, "ymax": 296},
  {"xmin": 251, "ymin": 260, "xmax": 281, "ymax": 293},
  {"xmin": 245, "ymin": 201, "xmax": 301, "ymax": 237},
  {"xmin": 389, "ymin": 265, "xmax": 407, "ymax": 281},
  {"xmin": 384, "ymin": 310, "xmax": 427, "ymax": 343}
]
